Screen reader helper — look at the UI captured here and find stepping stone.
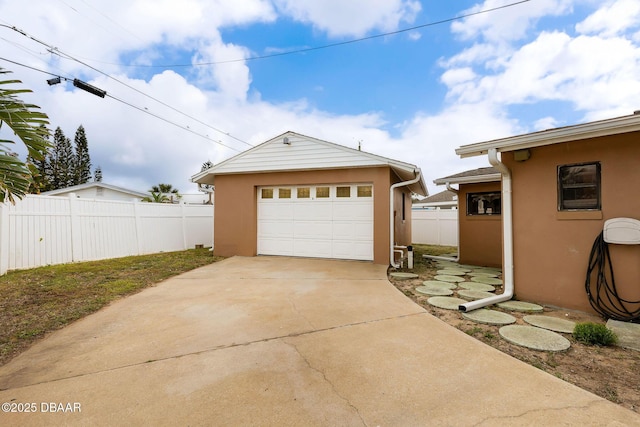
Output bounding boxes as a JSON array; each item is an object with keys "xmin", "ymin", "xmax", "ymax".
[
  {"xmin": 497, "ymin": 301, "xmax": 544, "ymax": 313},
  {"xmin": 499, "ymin": 325, "xmax": 570, "ymax": 351},
  {"xmin": 458, "ymin": 289, "xmax": 495, "ymax": 301},
  {"xmin": 436, "ymin": 269, "xmax": 468, "ymax": 276},
  {"xmin": 458, "ymin": 282, "xmax": 495, "ymax": 292},
  {"xmin": 437, "ymin": 265, "xmax": 471, "ymax": 273},
  {"xmin": 471, "ymin": 276, "xmax": 503, "ymax": 285},
  {"xmin": 427, "ymin": 296, "xmax": 467, "ymax": 310},
  {"xmin": 468, "ymin": 272, "xmax": 499, "ymax": 278},
  {"xmin": 462, "ymin": 309, "xmax": 517, "ymax": 325},
  {"xmin": 606, "ymin": 319, "xmax": 640, "ymax": 351},
  {"xmin": 390, "ymin": 272, "xmax": 419, "ymax": 279},
  {"xmin": 416, "ymin": 285, "xmax": 454, "ymax": 296},
  {"xmin": 433, "ymin": 275, "xmax": 466, "ymax": 283},
  {"xmin": 523, "ymin": 315, "xmax": 576, "ymax": 334},
  {"xmin": 422, "ymin": 280, "xmax": 457, "ymax": 290}
]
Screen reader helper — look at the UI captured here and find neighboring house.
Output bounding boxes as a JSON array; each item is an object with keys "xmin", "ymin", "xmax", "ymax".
[
  {"xmin": 412, "ymin": 189, "xmax": 458, "ymax": 210},
  {"xmin": 433, "ymin": 167, "xmax": 501, "ymax": 267},
  {"xmin": 40, "ymin": 182, "xmax": 148, "ymax": 201},
  {"xmin": 180, "ymin": 192, "xmax": 214, "ymax": 205},
  {"xmin": 453, "ymin": 112, "xmax": 640, "ymax": 313},
  {"xmin": 191, "ymin": 131, "xmax": 427, "ymax": 265}
]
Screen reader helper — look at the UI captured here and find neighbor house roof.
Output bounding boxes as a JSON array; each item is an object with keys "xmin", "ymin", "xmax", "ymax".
[
  {"xmin": 456, "ymin": 112, "xmax": 640, "ymax": 158},
  {"xmin": 192, "ymin": 131, "xmax": 428, "ymax": 195},
  {"xmin": 433, "ymin": 167, "xmax": 501, "ymax": 185},
  {"xmin": 41, "ymin": 182, "xmax": 148, "ymax": 199},
  {"xmin": 416, "ymin": 189, "xmax": 457, "ymax": 204}
]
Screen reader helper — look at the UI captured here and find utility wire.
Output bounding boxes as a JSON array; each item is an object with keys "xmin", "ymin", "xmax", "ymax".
[
  {"xmin": 0, "ymin": 56, "xmax": 242, "ymax": 152},
  {"xmin": 0, "ymin": 23, "xmax": 253, "ymax": 148},
  {"xmin": 97, "ymin": 0, "xmax": 532, "ymax": 68}
]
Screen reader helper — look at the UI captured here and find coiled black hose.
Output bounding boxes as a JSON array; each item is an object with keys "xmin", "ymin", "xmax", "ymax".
[{"xmin": 585, "ymin": 231, "xmax": 640, "ymax": 321}]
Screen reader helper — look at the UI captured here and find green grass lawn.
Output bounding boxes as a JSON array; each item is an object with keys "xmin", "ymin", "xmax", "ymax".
[{"xmin": 0, "ymin": 249, "xmax": 223, "ymax": 366}]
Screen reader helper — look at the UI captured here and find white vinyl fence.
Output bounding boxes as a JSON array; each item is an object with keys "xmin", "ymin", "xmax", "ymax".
[
  {"xmin": 0, "ymin": 195, "xmax": 214, "ymax": 275},
  {"xmin": 411, "ymin": 208, "xmax": 458, "ymax": 246}
]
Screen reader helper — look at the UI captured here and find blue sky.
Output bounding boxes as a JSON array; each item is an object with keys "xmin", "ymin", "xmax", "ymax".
[{"xmin": 1, "ymin": 0, "xmax": 639, "ymax": 196}]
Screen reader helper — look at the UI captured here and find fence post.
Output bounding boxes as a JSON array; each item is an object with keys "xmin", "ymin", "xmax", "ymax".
[
  {"xmin": 133, "ymin": 199, "xmax": 144, "ymax": 255},
  {"xmin": 68, "ymin": 193, "xmax": 83, "ymax": 262},
  {"xmin": 181, "ymin": 202, "xmax": 188, "ymax": 250},
  {"xmin": 0, "ymin": 202, "xmax": 9, "ymax": 275}
]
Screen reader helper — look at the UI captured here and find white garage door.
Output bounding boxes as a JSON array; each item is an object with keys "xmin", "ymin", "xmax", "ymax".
[{"xmin": 257, "ymin": 184, "xmax": 374, "ymax": 261}]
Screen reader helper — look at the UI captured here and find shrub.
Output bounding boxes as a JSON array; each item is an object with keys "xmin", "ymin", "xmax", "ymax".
[{"xmin": 573, "ymin": 322, "xmax": 618, "ymax": 346}]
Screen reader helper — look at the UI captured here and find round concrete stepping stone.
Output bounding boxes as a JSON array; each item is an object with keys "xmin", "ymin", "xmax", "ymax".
[
  {"xmin": 470, "ymin": 276, "xmax": 503, "ymax": 285},
  {"xmin": 458, "ymin": 282, "xmax": 495, "ymax": 292},
  {"xmin": 499, "ymin": 325, "xmax": 570, "ymax": 352},
  {"xmin": 523, "ymin": 315, "xmax": 576, "ymax": 334},
  {"xmin": 427, "ymin": 296, "xmax": 467, "ymax": 310},
  {"xmin": 462, "ymin": 309, "xmax": 516, "ymax": 325},
  {"xmin": 415, "ymin": 285, "xmax": 454, "ymax": 296},
  {"xmin": 433, "ymin": 275, "xmax": 466, "ymax": 283},
  {"xmin": 436, "ymin": 269, "xmax": 467, "ymax": 276},
  {"xmin": 468, "ymin": 272, "xmax": 499, "ymax": 278},
  {"xmin": 390, "ymin": 272, "xmax": 419, "ymax": 279},
  {"xmin": 436, "ymin": 264, "xmax": 471, "ymax": 272},
  {"xmin": 457, "ymin": 289, "xmax": 495, "ymax": 301},
  {"xmin": 422, "ymin": 280, "xmax": 457, "ymax": 290},
  {"xmin": 497, "ymin": 300, "xmax": 544, "ymax": 313}
]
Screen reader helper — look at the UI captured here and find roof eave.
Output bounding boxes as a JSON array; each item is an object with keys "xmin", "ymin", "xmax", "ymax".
[
  {"xmin": 433, "ymin": 173, "xmax": 502, "ymax": 185},
  {"xmin": 456, "ymin": 113, "xmax": 640, "ymax": 158}
]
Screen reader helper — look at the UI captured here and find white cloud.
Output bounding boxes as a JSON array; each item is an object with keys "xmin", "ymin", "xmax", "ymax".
[
  {"xmin": 273, "ymin": 0, "xmax": 421, "ymax": 37},
  {"xmin": 576, "ymin": 0, "xmax": 640, "ymax": 37},
  {"xmin": 451, "ymin": 0, "xmax": 573, "ymax": 43}
]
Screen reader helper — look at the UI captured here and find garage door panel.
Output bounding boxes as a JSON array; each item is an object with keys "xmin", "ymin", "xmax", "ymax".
[
  {"xmin": 259, "ymin": 203, "xmax": 294, "ymax": 220},
  {"xmin": 258, "ymin": 185, "xmax": 373, "ymax": 261}
]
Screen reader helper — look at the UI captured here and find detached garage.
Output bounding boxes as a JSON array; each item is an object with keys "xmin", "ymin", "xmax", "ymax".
[{"xmin": 191, "ymin": 131, "xmax": 427, "ymax": 265}]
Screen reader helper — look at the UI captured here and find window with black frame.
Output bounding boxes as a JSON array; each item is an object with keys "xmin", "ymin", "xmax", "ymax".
[
  {"xmin": 466, "ymin": 191, "xmax": 501, "ymax": 216},
  {"xmin": 558, "ymin": 162, "xmax": 601, "ymax": 211}
]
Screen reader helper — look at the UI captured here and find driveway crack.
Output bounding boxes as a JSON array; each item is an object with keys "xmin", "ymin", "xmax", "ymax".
[{"xmin": 285, "ymin": 341, "xmax": 368, "ymax": 427}]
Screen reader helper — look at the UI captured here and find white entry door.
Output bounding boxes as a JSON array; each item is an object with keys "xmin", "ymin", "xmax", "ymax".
[{"xmin": 257, "ymin": 184, "xmax": 374, "ymax": 261}]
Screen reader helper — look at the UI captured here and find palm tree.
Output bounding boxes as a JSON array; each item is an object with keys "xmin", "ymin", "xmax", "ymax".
[
  {"xmin": 142, "ymin": 191, "xmax": 170, "ymax": 203},
  {"xmin": 149, "ymin": 183, "xmax": 181, "ymax": 203},
  {"xmin": 0, "ymin": 69, "xmax": 50, "ymax": 203}
]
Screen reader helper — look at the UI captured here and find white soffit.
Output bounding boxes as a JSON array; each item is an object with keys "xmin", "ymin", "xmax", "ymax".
[{"xmin": 456, "ymin": 113, "xmax": 640, "ymax": 158}]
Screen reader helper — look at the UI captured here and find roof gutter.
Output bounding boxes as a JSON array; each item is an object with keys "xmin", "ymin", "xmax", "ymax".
[
  {"xmin": 459, "ymin": 148, "xmax": 514, "ymax": 312},
  {"xmin": 390, "ymin": 169, "xmax": 422, "ymax": 268}
]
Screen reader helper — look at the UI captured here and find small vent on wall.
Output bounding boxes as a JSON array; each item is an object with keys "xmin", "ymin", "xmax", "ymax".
[{"xmin": 283, "ymin": 137, "xmax": 291, "ymax": 145}]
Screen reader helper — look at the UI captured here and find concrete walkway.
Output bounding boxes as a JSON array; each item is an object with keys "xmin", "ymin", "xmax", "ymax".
[{"xmin": 0, "ymin": 256, "xmax": 638, "ymax": 426}]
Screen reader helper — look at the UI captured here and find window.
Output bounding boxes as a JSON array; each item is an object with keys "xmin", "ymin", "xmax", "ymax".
[
  {"xmin": 336, "ymin": 186, "xmax": 351, "ymax": 198},
  {"xmin": 357, "ymin": 185, "xmax": 372, "ymax": 197},
  {"xmin": 402, "ymin": 193, "xmax": 406, "ymax": 221},
  {"xmin": 278, "ymin": 188, "xmax": 291, "ymax": 199},
  {"xmin": 261, "ymin": 188, "xmax": 273, "ymax": 199},
  {"xmin": 316, "ymin": 187, "xmax": 330, "ymax": 198},
  {"xmin": 297, "ymin": 187, "xmax": 310, "ymax": 198},
  {"xmin": 558, "ymin": 162, "xmax": 601, "ymax": 211},
  {"xmin": 467, "ymin": 191, "xmax": 501, "ymax": 216}
]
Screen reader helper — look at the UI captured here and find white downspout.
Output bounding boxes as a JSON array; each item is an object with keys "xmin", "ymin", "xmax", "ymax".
[
  {"xmin": 390, "ymin": 170, "xmax": 422, "ymax": 268},
  {"xmin": 459, "ymin": 148, "xmax": 514, "ymax": 312}
]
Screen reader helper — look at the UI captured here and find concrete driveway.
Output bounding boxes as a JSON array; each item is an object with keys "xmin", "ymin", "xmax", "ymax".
[{"xmin": 0, "ymin": 256, "xmax": 638, "ymax": 426}]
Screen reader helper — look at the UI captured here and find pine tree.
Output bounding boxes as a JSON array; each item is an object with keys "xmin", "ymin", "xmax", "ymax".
[
  {"xmin": 27, "ymin": 124, "xmax": 50, "ymax": 193},
  {"xmin": 93, "ymin": 165, "xmax": 103, "ymax": 182},
  {"xmin": 73, "ymin": 125, "xmax": 91, "ymax": 185},
  {"xmin": 48, "ymin": 127, "xmax": 75, "ymax": 190}
]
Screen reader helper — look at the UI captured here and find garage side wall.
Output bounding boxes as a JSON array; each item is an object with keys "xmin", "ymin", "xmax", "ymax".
[
  {"xmin": 503, "ymin": 132, "xmax": 640, "ymax": 312},
  {"xmin": 458, "ymin": 182, "xmax": 502, "ymax": 268},
  {"xmin": 213, "ymin": 167, "xmax": 393, "ymax": 264}
]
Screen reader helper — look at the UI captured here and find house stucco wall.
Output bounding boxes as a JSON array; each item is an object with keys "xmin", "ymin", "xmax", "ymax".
[
  {"xmin": 503, "ymin": 131, "xmax": 640, "ymax": 312},
  {"xmin": 213, "ymin": 166, "xmax": 400, "ymax": 265},
  {"xmin": 457, "ymin": 182, "xmax": 503, "ymax": 268}
]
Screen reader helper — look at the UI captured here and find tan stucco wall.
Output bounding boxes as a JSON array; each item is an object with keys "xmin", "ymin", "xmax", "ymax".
[
  {"xmin": 457, "ymin": 182, "xmax": 503, "ymax": 268},
  {"xmin": 213, "ymin": 167, "xmax": 404, "ymax": 265},
  {"xmin": 503, "ymin": 131, "xmax": 640, "ymax": 312}
]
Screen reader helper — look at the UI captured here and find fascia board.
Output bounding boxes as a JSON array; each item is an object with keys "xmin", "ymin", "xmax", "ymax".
[
  {"xmin": 456, "ymin": 114, "xmax": 640, "ymax": 158},
  {"xmin": 433, "ymin": 173, "xmax": 502, "ymax": 185}
]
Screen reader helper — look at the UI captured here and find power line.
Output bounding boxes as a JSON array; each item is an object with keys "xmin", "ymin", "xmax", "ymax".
[
  {"xmin": 0, "ymin": 56, "xmax": 242, "ymax": 152},
  {"xmin": 0, "ymin": 23, "xmax": 253, "ymax": 148},
  {"xmin": 86, "ymin": 0, "xmax": 532, "ymax": 68}
]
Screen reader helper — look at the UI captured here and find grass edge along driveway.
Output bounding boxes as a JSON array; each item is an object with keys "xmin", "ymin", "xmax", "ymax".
[{"xmin": 0, "ymin": 248, "xmax": 223, "ymax": 367}]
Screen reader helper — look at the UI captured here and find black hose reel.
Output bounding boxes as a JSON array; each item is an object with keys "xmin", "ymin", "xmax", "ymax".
[{"xmin": 585, "ymin": 218, "xmax": 640, "ymax": 321}]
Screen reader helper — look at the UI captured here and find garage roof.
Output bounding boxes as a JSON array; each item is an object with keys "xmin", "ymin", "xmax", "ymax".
[{"xmin": 192, "ymin": 131, "xmax": 428, "ymax": 196}]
